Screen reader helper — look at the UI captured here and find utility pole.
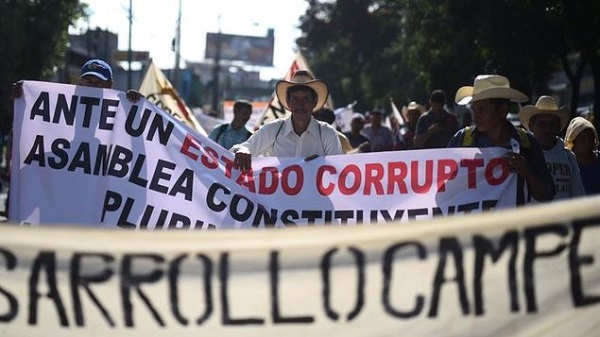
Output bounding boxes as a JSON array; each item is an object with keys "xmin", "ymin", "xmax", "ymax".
[
  {"xmin": 127, "ymin": 0, "xmax": 133, "ymax": 89},
  {"xmin": 172, "ymin": 0, "xmax": 182, "ymax": 86},
  {"xmin": 211, "ymin": 15, "xmax": 222, "ymax": 117}
]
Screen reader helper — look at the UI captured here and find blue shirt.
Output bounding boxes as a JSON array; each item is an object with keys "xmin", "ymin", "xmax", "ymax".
[
  {"xmin": 578, "ymin": 153, "xmax": 600, "ymax": 195},
  {"xmin": 208, "ymin": 123, "xmax": 252, "ymax": 150}
]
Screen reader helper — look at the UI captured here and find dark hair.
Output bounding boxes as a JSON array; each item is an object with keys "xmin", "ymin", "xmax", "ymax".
[
  {"xmin": 287, "ymin": 85, "xmax": 317, "ymax": 101},
  {"xmin": 430, "ymin": 89, "xmax": 446, "ymax": 103},
  {"xmin": 314, "ymin": 108, "xmax": 335, "ymax": 124},
  {"xmin": 233, "ymin": 100, "xmax": 252, "ymax": 112}
]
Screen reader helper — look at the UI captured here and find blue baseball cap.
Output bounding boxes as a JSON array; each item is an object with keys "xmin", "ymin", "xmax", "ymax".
[{"xmin": 80, "ymin": 59, "xmax": 113, "ymax": 81}]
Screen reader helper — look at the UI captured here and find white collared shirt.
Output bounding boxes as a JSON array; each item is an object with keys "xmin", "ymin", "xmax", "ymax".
[{"xmin": 231, "ymin": 117, "xmax": 343, "ymax": 157}]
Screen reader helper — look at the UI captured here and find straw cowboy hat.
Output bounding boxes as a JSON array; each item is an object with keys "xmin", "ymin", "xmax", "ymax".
[
  {"xmin": 401, "ymin": 101, "xmax": 425, "ymax": 121},
  {"xmin": 519, "ymin": 96, "xmax": 571, "ymax": 131},
  {"xmin": 455, "ymin": 74, "xmax": 528, "ymax": 105},
  {"xmin": 275, "ymin": 69, "xmax": 329, "ymax": 112}
]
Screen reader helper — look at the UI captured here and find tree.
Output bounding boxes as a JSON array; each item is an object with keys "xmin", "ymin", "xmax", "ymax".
[
  {"xmin": 459, "ymin": 0, "xmax": 600, "ymax": 127},
  {"xmin": 298, "ymin": 0, "xmax": 600, "ymax": 128},
  {"xmin": 0, "ymin": 0, "xmax": 85, "ymax": 134},
  {"xmin": 298, "ymin": 0, "xmax": 421, "ymax": 112},
  {"xmin": 561, "ymin": 0, "xmax": 600, "ymax": 129},
  {"xmin": 401, "ymin": 0, "xmax": 482, "ymax": 104}
]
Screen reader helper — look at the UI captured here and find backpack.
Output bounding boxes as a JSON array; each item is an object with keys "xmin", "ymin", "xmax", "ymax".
[
  {"xmin": 461, "ymin": 126, "xmax": 530, "ymax": 148},
  {"xmin": 214, "ymin": 123, "xmax": 252, "ymax": 143}
]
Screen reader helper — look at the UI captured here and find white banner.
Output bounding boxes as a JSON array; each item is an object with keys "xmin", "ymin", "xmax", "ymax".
[
  {"xmin": 10, "ymin": 81, "xmax": 517, "ymax": 228},
  {"xmin": 0, "ymin": 196, "xmax": 599, "ymax": 336}
]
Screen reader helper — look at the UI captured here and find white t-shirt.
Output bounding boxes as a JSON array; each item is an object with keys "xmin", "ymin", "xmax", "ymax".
[{"xmin": 541, "ymin": 138, "xmax": 586, "ymax": 200}]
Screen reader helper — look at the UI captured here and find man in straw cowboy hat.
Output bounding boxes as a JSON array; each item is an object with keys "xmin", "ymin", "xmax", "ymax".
[
  {"xmin": 519, "ymin": 96, "xmax": 585, "ymax": 200},
  {"xmin": 232, "ymin": 70, "xmax": 342, "ymax": 171},
  {"xmin": 448, "ymin": 74, "xmax": 555, "ymax": 205},
  {"xmin": 396, "ymin": 101, "xmax": 424, "ymax": 150}
]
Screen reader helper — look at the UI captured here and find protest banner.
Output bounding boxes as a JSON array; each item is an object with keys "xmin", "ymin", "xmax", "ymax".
[
  {"xmin": 0, "ymin": 196, "xmax": 599, "ymax": 336},
  {"xmin": 9, "ymin": 81, "xmax": 519, "ymax": 228}
]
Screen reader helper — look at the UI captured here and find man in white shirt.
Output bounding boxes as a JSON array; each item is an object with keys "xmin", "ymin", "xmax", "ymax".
[
  {"xmin": 232, "ymin": 70, "xmax": 342, "ymax": 171},
  {"xmin": 519, "ymin": 96, "xmax": 585, "ymax": 200}
]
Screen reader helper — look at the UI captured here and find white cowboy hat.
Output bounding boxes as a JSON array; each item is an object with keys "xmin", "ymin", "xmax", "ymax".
[
  {"xmin": 519, "ymin": 96, "xmax": 571, "ymax": 131},
  {"xmin": 455, "ymin": 74, "xmax": 528, "ymax": 105},
  {"xmin": 275, "ymin": 69, "xmax": 328, "ymax": 112},
  {"xmin": 401, "ymin": 101, "xmax": 425, "ymax": 121},
  {"xmin": 350, "ymin": 112, "xmax": 366, "ymax": 122},
  {"xmin": 407, "ymin": 101, "xmax": 422, "ymax": 111}
]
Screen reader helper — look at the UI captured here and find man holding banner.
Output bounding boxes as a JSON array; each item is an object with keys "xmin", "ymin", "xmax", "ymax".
[
  {"xmin": 232, "ymin": 70, "xmax": 342, "ymax": 171},
  {"xmin": 449, "ymin": 74, "xmax": 555, "ymax": 205},
  {"xmin": 7, "ymin": 59, "xmax": 143, "ymax": 219},
  {"xmin": 11, "ymin": 59, "xmax": 144, "ymax": 102}
]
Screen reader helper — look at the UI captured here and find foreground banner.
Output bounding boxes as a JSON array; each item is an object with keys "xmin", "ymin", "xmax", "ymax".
[
  {"xmin": 10, "ymin": 81, "xmax": 517, "ymax": 228},
  {"xmin": 0, "ymin": 196, "xmax": 599, "ymax": 336}
]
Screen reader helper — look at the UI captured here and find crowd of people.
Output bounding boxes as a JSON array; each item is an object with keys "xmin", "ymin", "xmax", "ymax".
[
  {"xmin": 217, "ymin": 71, "xmax": 599, "ymax": 203},
  {"xmin": 4, "ymin": 60, "xmax": 599, "ymax": 220}
]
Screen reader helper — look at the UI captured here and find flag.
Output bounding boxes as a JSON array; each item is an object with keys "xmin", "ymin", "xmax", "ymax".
[
  {"xmin": 390, "ymin": 97, "xmax": 406, "ymax": 127},
  {"xmin": 257, "ymin": 52, "xmax": 334, "ymax": 127},
  {"xmin": 334, "ymin": 100, "xmax": 357, "ymax": 132},
  {"xmin": 139, "ymin": 60, "xmax": 207, "ymax": 135}
]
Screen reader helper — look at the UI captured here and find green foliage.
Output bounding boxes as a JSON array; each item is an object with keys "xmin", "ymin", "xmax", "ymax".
[
  {"xmin": 0, "ymin": 0, "xmax": 85, "ymax": 133},
  {"xmin": 298, "ymin": 0, "xmax": 600, "ymax": 124}
]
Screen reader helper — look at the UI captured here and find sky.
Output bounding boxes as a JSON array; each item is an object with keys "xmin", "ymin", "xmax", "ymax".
[{"xmin": 73, "ymin": 0, "xmax": 309, "ymax": 80}]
